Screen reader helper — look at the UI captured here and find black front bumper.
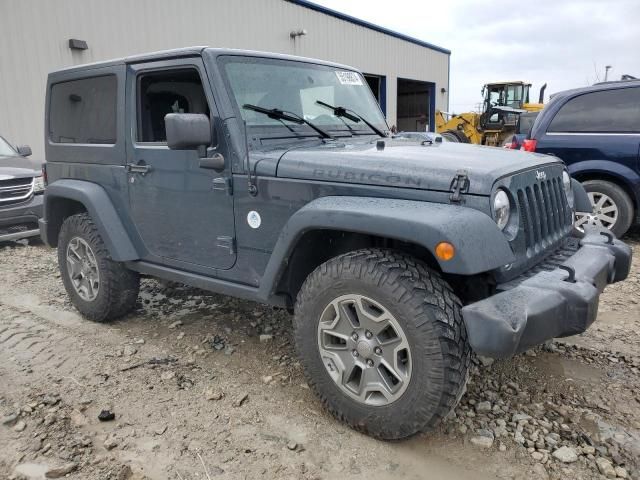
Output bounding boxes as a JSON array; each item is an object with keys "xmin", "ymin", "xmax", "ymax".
[
  {"xmin": 0, "ymin": 194, "xmax": 43, "ymax": 241},
  {"xmin": 462, "ymin": 229, "xmax": 632, "ymax": 358}
]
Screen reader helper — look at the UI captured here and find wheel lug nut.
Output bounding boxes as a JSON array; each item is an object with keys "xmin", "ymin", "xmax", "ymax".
[
  {"xmin": 366, "ymin": 359, "xmax": 374, "ymax": 367},
  {"xmin": 365, "ymin": 331, "xmax": 373, "ymax": 339},
  {"xmin": 351, "ymin": 333, "xmax": 358, "ymax": 341},
  {"xmin": 374, "ymin": 347, "xmax": 382, "ymax": 355},
  {"xmin": 352, "ymin": 349, "xmax": 359, "ymax": 357}
]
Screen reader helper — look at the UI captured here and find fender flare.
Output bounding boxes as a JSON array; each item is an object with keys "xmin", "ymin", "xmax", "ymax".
[
  {"xmin": 258, "ymin": 196, "xmax": 515, "ymax": 298},
  {"xmin": 43, "ymin": 179, "xmax": 138, "ymax": 261},
  {"xmin": 568, "ymin": 160, "xmax": 640, "ymax": 206},
  {"xmin": 571, "ymin": 178, "xmax": 592, "ymax": 213}
]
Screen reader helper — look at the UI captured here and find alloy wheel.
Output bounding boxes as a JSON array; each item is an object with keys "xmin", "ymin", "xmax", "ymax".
[
  {"xmin": 66, "ymin": 237, "xmax": 100, "ymax": 301},
  {"xmin": 317, "ymin": 294, "xmax": 412, "ymax": 406},
  {"xmin": 575, "ymin": 191, "xmax": 618, "ymax": 232}
]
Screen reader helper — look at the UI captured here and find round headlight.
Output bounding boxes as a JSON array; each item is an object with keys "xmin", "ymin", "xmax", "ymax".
[
  {"xmin": 493, "ymin": 189, "xmax": 511, "ymax": 230},
  {"xmin": 562, "ymin": 170, "xmax": 574, "ymax": 208}
]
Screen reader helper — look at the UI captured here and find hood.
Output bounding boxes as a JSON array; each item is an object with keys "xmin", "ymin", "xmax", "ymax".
[
  {"xmin": 276, "ymin": 139, "xmax": 562, "ymax": 195},
  {"xmin": 0, "ymin": 155, "xmax": 42, "ymax": 179}
]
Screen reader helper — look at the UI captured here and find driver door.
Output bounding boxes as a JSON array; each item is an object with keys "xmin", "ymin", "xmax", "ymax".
[{"xmin": 125, "ymin": 58, "xmax": 236, "ymax": 270}]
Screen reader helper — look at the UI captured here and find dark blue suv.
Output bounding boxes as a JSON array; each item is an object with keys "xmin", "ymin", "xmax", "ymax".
[{"xmin": 525, "ymin": 80, "xmax": 640, "ymax": 237}]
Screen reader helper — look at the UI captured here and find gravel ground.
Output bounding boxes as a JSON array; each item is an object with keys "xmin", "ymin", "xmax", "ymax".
[{"xmin": 0, "ymin": 228, "xmax": 639, "ymax": 480}]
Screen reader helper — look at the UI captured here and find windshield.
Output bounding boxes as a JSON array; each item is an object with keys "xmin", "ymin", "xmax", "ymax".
[
  {"xmin": 0, "ymin": 137, "xmax": 17, "ymax": 156},
  {"xmin": 220, "ymin": 56, "xmax": 387, "ymax": 137}
]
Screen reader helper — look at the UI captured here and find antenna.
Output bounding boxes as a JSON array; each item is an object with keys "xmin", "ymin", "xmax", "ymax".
[
  {"xmin": 592, "ymin": 62, "xmax": 601, "ymax": 83},
  {"xmin": 244, "ymin": 120, "xmax": 258, "ymax": 196}
]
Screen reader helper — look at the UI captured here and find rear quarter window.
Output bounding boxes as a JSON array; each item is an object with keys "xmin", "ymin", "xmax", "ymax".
[
  {"xmin": 547, "ymin": 87, "xmax": 640, "ymax": 134},
  {"xmin": 49, "ymin": 75, "xmax": 117, "ymax": 144}
]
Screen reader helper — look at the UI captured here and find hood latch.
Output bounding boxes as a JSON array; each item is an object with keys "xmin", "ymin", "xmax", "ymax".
[{"xmin": 449, "ymin": 170, "xmax": 470, "ymax": 203}]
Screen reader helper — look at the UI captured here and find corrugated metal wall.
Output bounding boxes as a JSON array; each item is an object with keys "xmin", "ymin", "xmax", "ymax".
[{"xmin": 0, "ymin": 0, "xmax": 449, "ymax": 158}]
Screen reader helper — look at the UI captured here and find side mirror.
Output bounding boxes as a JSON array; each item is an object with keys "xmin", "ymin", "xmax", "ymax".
[
  {"xmin": 16, "ymin": 145, "xmax": 32, "ymax": 157},
  {"xmin": 165, "ymin": 113, "xmax": 212, "ymax": 150}
]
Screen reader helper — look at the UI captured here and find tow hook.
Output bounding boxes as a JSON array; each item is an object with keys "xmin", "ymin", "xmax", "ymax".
[
  {"xmin": 558, "ymin": 265, "xmax": 576, "ymax": 283},
  {"xmin": 600, "ymin": 231, "xmax": 614, "ymax": 245}
]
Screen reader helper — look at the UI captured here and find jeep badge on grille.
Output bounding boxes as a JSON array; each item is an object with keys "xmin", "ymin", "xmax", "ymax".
[{"xmin": 536, "ymin": 170, "xmax": 547, "ymax": 181}]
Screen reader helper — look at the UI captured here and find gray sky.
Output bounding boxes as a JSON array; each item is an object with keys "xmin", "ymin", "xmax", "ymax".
[{"xmin": 312, "ymin": 0, "xmax": 640, "ymax": 113}]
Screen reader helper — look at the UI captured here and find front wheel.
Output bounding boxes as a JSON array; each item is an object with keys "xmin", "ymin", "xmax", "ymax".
[
  {"xmin": 58, "ymin": 213, "xmax": 140, "ymax": 322},
  {"xmin": 294, "ymin": 249, "xmax": 470, "ymax": 440},
  {"xmin": 574, "ymin": 180, "xmax": 634, "ymax": 238}
]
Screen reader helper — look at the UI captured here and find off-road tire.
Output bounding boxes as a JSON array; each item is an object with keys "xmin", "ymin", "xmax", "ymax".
[
  {"xmin": 441, "ymin": 129, "xmax": 469, "ymax": 143},
  {"xmin": 582, "ymin": 180, "xmax": 634, "ymax": 238},
  {"xmin": 294, "ymin": 248, "xmax": 470, "ymax": 440},
  {"xmin": 58, "ymin": 213, "xmax": 140, "ymax": 322}
]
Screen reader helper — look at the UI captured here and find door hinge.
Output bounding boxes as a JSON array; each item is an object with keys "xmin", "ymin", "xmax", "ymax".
[
  {"xmin": 449, "ymin": 169, "xmax": 470, "ymax": 203},
  {"xmin": 216, "ymin": 236, "xmax": 236, "ymax": 255},
  {"xmin": 212, "ymin": 177, "xmax": 233, "ymax": 195}
]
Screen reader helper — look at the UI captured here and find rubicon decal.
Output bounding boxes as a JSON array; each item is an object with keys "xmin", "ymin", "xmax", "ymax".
[{"xmin": 312, "ymin": 168, "xmax": 422, "ymax": 187}]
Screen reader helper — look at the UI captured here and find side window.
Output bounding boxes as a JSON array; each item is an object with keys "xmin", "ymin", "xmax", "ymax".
[
  {"xmin": 49, "ymin": 75, "xmax": 117, "ymax": 144},
  {"xmin": 137, "ymin": 68, "xmax": 210, "ymax": 143},
  {"xmin": 548, "ymin": 87, "xmax": 640, "ymax": 133}
]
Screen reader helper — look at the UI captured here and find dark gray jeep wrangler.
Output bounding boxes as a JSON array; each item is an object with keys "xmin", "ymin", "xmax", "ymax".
[{"xmin": 40, "ymin": 47, "xmax": 631, "ymax": 440}]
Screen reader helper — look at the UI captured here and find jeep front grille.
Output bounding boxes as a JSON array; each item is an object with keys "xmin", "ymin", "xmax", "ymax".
[
  {"xmin": 517, "ymin": 175, "xmax": 572, "ymax": 255},
  {"xmin": 0, "ymin": 177, "xmax": 34, "ymax": 205}
]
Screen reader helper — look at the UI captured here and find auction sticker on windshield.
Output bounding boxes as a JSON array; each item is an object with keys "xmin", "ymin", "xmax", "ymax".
[{"xmin": 335, "ymin": 71, "xmax": 363, "ymax": 85}]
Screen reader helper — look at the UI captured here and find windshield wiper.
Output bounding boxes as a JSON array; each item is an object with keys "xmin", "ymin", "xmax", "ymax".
[
  {"xmin": 315, "ymin": 100, "xmax": 387, "ymax": 138},
  {"xmin": 242, "ymin": 104, "xmax": 333, "ymax": 139}
]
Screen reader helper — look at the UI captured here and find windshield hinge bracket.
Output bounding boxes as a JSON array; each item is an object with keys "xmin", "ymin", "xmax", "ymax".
[
  {"xmin": 216, "ymin": 236, "xmax": 236, "ymax": 255},
  {"xmin": 212, "ymin": 177, "xmax": 233, "ymax": 195},
  {"xmin": 449, "ymin": 170, "xmax": 470, "ymax": 203}
]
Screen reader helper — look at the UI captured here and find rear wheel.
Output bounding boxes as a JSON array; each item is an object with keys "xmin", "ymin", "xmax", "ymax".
[
  {"xmin": 441, "ymin": 129, "xmax": 469, "ymax": 143},
  {"xmin": 294, "ymin": 249, "xmax": 470, "ymax": 440},
  {"xmin": 575, "ymin": 180, "xmax": 634, "ymax": 238},
  {"xmin": 58, "ymin": 213, "xmax": 140, "ymax": 322}
]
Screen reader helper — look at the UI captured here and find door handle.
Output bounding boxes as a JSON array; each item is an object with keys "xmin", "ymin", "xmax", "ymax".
[{"xmin": 127, "ymin": 161, "xmax": 152, "ymax": 175}]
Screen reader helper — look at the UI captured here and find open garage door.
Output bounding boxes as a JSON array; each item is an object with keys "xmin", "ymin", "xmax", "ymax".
[
  {"xmin": 397, "ymin": 78, "xmax": 434, "ymax": 132},
  {"xmin": 364, "ymin": 74, "xmax": 386, "ymax": 115}
]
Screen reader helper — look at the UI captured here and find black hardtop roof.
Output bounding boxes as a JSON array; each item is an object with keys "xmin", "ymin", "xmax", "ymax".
[
  {"xmin": 49, "ymin": 46, "xmax": 358, "ymax": 76},
  {"xmin": 550, "ymin": 79, "xmax": 640, "ymax": 102}
]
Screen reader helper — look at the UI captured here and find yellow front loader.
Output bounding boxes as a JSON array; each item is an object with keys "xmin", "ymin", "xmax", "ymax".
[{"xmin": 436, "ymin": 81, "xmax": 546, "ymax": 146}]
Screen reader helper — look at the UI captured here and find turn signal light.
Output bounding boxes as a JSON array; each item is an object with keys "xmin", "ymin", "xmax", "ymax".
[
  {"xmin": 521, "ymin": 139, "xmax": 537, "ymax": 152},
  {"xmin": 435, "ymin": 242, "xmax": 455, "ymax": 261}
]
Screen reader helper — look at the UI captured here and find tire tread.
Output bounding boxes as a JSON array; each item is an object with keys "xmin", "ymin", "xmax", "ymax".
[
  {"xmin": 294, "ymin": 248, "xmax": 470, "ymax": 439},
  {"xmin": 58, "ymin": 213, "xmax": 139, "ymax": 322}
]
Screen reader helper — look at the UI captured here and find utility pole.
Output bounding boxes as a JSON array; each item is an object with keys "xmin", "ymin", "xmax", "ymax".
[{"xmin": 604, "ymin": 65, "xmax": 612, "ymax": 82}]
